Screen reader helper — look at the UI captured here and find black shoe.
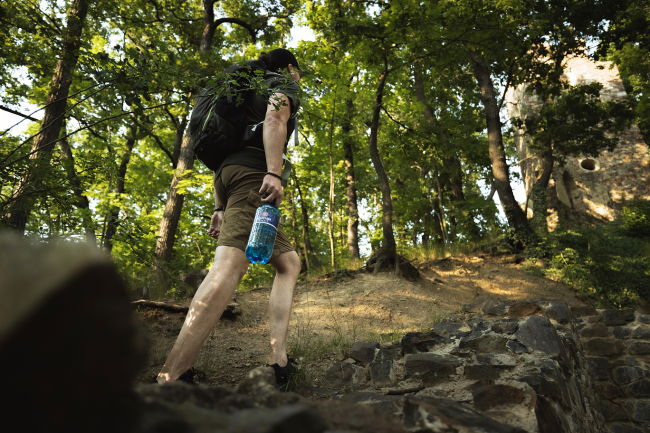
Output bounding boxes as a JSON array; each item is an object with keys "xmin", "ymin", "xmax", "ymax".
[
  {"xmin": 177, "ymin": 367, "xmax": 206, "ymax": 384},
  {"xmin": 266, "ymin": 358, "xmax": 297, "ymax": 392}
]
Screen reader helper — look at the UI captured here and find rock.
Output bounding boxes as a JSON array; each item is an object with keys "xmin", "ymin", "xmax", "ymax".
[
  {"xmin": 579, "ymin": 323, "xmax": 609, "ymax": 338},
  {"xmin": 586, "ymin": 357, "xmax": 611, "ymax": 381},
  {"xmin": 402, "ymin": 396, "xmax": 527, "ymax": 433},
  {"xmin": 633, "ymin": 400, "xmax": 650, "ymax": 425},
  {"xmin": 468, "ymin": 318, "xmax": 492, "ymax": 331},
  {"xmin": 401, "ymin": 331, "xmax": 452, "ymax": 355},
  {"xmin": 599, "ymin": 400, "xmax": 629, "ymax": 421},
  {"xmin": 534, "ymin": 396, "xmax": 571, "ymax": 433},
  {"xmin": 465, "ymin": 365, "xmax": 503, "ymax": 380},
  {"xmin": 514, "ymin": 316, "xmax": 568, "ymax": 364},
  {"xmin": 375, "ymin": 348, "xmax": 399, "ymax": 362},
  {"xmin": 632, "ymin": 325, "xmax": 650, "ymax": 339},
  {"xmin": 350, "ymin": 342, "xmax": 379, "ymax": 364},
  {"xmin": 602, "ymin": 309, "xmax": 636, "ymax": 326},
  {"xmin": 595, "ymin": 383, "xmax": 625, "ymax": 399},
  {"xmin": 325, "ymin": 362, "xmax": 368, "ymax": 388},
  {"xmin": 331, "ymin": 392, "xmax": 400, "ymax": 414},
  {"xmin": 614, "ymin": 327, "xmax": 632, "ymax": 339},
  {"xmin": 405, "ymin": 353, "xmax": 462, "ymax": 385},
  {"xmin": 484, "ymin": 301, "xmax": 513, "ymax": 316},
  {"xmin": 227, "ymin": 404, "xmax": 328, "ymax": 433},
  {"xmin": 506, "ymin": 340, "xmax": 529, "ymax": 353},
  {"xmin": 629, "ymin": 342, "xmax": 650, "ymax": 355},
  {"xmin": 517, "ymin": 376, "xmax": 566, "ymax": 408},
  {"xmin": 295, "ymin": 385, "xmax": 338, "ymax": 400},
  {"xmin": 625, "ymin": 356, "xmax": 641, "ymax": 366},
  {"xmin": 583, "ymin": 337, "xmax": 624, "ymax": 356},
  {"xmin": 571, "ymin": 305, "xmax": 597, "ymax": 317},
  {"xmin": 342, "ymin": 358, "xmax": 356, "ymax": 364},
  {"xmin": 490, "ymin": 320, "xmax": 519, "ymax": 334},
  {"xmin": 508, "ymin": 301, "xmax": 539, "ymax": 318},
  {"xmin": 540, "ymin": 301, "xmax": 571, "ymax": 324},
  {"xmin": 625, "ymin": 379, "xmax": 650, "ymax": 397},
  {"xmin": 477, "ymin": 353, "xmax": 517, "ymax": 367},
  {"xmin": 459, "ymin": 332, "xmax": 509, "ymax": 353},
  {"xmin": 235, "ymin": 366, "xmax": 279, "ymax": 396},
  {"xmin": 609, "ymin": 423, "xmax": 647, "ymax": 433},
  {"xmin": 472, "ymin": 384, "xmax": 525, "ymax": 411},
  {"xmin": 638, "ymin": 314, "xmax": 650, "ymax": 324},
  {"xmin": 613, "ymin": 366, "xmax": 645, "ymax": 385},
  {"xmin": 370, "ymin": 361, "xmax": 395, "ymax": 385},
  {"xmin": 433, "ymin": 320, "xmax": 471, "ymax": 338},
  {"xmin": 465, "ymin": 296, "xmax": 505, "ymax": 315},
  {"xmin": 0, "ymin": 234, "xmax": 146, "ymax": 433}
]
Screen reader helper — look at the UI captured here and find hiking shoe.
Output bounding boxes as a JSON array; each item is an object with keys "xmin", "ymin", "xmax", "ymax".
[
  {"xmin": 177, "ymin": 367, "xmax": 206, "ymax": 384},
  {"xmin": 266, "ymin": 358, "xmax": 297, "ymax": 392}
]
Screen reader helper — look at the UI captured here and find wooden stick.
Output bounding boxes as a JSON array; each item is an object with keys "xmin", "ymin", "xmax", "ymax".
[{"xmin": 385, "ymin": 385, "xmax": 425, "ymax": 395}]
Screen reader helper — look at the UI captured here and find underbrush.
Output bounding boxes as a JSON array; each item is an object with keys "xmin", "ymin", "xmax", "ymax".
[{"xmin": 525, "ymin": 199, "xmax": 650, "ymax": 308}]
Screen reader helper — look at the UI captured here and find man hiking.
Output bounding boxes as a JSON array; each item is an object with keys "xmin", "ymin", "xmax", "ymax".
[{"xmin": 155, "ymin": 48, "xmax": 302, "ymax": 389}]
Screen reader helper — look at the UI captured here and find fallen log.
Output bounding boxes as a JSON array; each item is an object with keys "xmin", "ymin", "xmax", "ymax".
[
  {"xmin": 384, "ymin": 385, "xmax": 425, "ymax": 395},
  {"xmin": 132, "ymin": 300, "xmax": 241, "ymax": 319}
]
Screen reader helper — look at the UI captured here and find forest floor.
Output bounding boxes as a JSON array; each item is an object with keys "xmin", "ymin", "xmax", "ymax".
[{"xmin": 135, "ymin": 252, "xmax": 588, "ymax": 387}]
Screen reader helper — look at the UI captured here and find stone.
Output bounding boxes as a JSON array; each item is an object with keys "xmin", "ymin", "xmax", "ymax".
[
  {"xmin": 614, "ymin": 327, "xmax": 632, "ymax": 339},
  {"xmin": 599, "ymin": 400, "xmax": 629, "ymax": 421},
  {"xmin": 405, "ymin": 353, "xmax": 462, "ymax": 385},
  {"xmin": 586, "ymin": 357, "xmax": 611, "ymax": 381},
  {"xmin": 459, "ymin": 332, "xmax": 509, "ymax": 353},
  {"xmin": 602, "ymin": 309, "xmax": 636, "ymax": 326},
  {"xmin": 535, "ymin": 396, "xmax": 571, "ymax": 433},
  {"xmin": 324, "ymin": 362, "xmax": 368, "ymax": 388},
  {"xmin": 514, "ymin": 316, "xmax": 568, "ymax": 362},
  {"xmin": 227, "ymin": 404, "xmax": 328, "ymax": 433},
  {"xmin": 235, "ymin": 367, "xmax": 279, "ymax": 396},
  {"xmin": 477, "ymin": 353, "xmax": 517, "ymax": 367},
  {"xmin": 433, "ymin": 320, "xmax": 471, "ymax": 338},
  {"xmin": 629, "ymin": 342, "xmax": 650, "ymax": 355},
  {"xmin": 625, "ymin": 379, "xmax": 650, "ymax": 397},
  {"xmin": 465, "ymin": 296, "xmax": 505, "ymax": 315},
  {"xmin": 484, "ymin": 301, "xmax": 513, "ymax": 316},
  {"xmin": 595, "ymin": 383, "xmax": 625, "ymax": 399},
  {"xmin": 402, "ymin": 396, "xmax": 527, "ymax": 433},
  {"xmin": 401, "ymin": 331, "xmax": 452, "ymax": 355},
  {"xmin": 625, "ymin": 356, "xmax": 641, "ymax": 366},
  {"xmin": 609, "ymin": 423, "xmax": 647, "ymax": 433},
  {"xmin": 633, "ymin": 400, "xmax": 650, "ymax": 425},
  {"xmin": 571, "ymin": 305, "xmax": 597, "ymax": 317},
  {"xmin": 374, "ymin": 348, "xmax": 399, "ymax": 362},
  {"xmin": 583, "ymin": 337, "xmax": 623, "ymax": 356},
  {"xmin": 349, "ymin": 342, "xmax": 379, "ymax": 364},
  {"xmin": 579, "ymin": 323, "xmax": 609, "ymax": 338},
  {"xmin": 331, "ymin": 392, "xmax": 400, "ymax": 415},
  {"xmin": 508, "ymin": 301, "xmax": 539, "ymax": 318},
  {"xmin": 632, "ymin": 325, "xmax": 650, "ymax": 339},
  {"xmin": 517, "ymin": 375, "xmax": 568, "ymax": 409},
  {"xmin": 490, "ymin": 320, "xmax": 519, "ymax": 334},
  {"xmin": 638, "ymin": 314, "xmax": 650, "ymax": 324},
  {"xmin": 472, "ymin": 384, "xmax": 525, "ymax": 411},
  {"xmin": 468, "ymin": 318, "xmax": 492, "ymax": 331},
  {"xmin": 370, "ymin": 361, "xmax": 394, "ymax": 385},
  {"xmin": 613, "ymin": 366, "xmax": 645, "ymax": 385},
  {"xmin": 465, "ymin": 365, "xmax": 503, "ymax": 380},
  {"xmin": 506, "ymin": 340, "xmax": 529, "ymax": 353},
  {"xmin": 540, "ymin": 301, "xmax": 572, "ymax": 324}
]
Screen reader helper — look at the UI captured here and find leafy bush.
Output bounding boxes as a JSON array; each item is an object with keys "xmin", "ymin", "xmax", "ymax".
[{"xmin": 526, "ymin": 202, "xmax": 650, "ymax": 307}]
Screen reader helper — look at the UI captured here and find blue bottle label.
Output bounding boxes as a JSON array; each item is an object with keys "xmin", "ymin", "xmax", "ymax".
[{"xmin": 255, "ymin": 207, "xmax": 280, "ymax": 228}]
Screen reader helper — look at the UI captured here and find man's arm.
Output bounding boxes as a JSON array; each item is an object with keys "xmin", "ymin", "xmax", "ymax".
[
  {"xmin": 259, "ymin": 92, "xmax": 291, "ymax": 206},
  {"xmin": 207, "ymin": 172, "xmax": 225, "ymax": 239}
]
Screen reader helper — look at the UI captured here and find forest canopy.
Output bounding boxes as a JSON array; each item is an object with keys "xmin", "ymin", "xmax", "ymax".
[{"xmin": 1, "ymin": 0, "xmax": 649, "ymax": 303}]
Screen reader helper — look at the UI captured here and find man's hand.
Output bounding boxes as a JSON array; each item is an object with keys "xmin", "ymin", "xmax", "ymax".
[
  {"xmin": 207, "ymin": 211, "xmax": 224, "ymax": 239},
  {"xmin": 259, "ymin": 174, "xmax": 283, "ymax": 207}
]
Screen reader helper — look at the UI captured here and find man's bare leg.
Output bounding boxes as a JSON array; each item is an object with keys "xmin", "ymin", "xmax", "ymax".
[
  {"xmin": 267, "ymin": 251, "xmax": 301, "ymax": 367},
  {"xmin": 157, "ymin": 246, "xmax": 249, "ymax": 383}
]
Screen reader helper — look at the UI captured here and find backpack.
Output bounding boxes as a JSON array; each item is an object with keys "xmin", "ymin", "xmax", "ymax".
[{"xmin": 189, "ymin": 60, "xmax": 267, "ymax": 171}]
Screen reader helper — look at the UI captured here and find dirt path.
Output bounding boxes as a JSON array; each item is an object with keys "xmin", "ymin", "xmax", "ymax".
[{"xmin": 137, "ymin": 253, "xmax": 586, "ymax": 386}]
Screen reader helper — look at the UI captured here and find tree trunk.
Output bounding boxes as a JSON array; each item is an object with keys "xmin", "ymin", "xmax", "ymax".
[
  {"xmin": 6, "ymin": 0, "xmax": 90, "ymax": 234},
  {"xmin": 59, "ymin": 132, "xmax": 96, "ymax": 245},
  {"xmin": 468, "ymin": 50, "xmax": 531, "ymax": 237},
  {"xmin": 327, "ymin": 87, "xmax": 338, "ymax": 269},
  {"xmin": 295, "ymin": 176, "xmax": 320, "ymax": 271},
  {"xmin": 103, "ymin": 123, "xmax": 138, "ymax": 253},
  {"xmin": 531, "ymin": 145, "xmax": 554, "ymax": 234},
  {"xmin": 367, "ymin": 66, "xmax": 397, "ymax": 270},
  {"xmin": 172, "ymin": 115, "xmax": 188, "ymax": 166},
  {"xmin": 342, "ymin": 97, "xmax": 360, "ymax": 260}
]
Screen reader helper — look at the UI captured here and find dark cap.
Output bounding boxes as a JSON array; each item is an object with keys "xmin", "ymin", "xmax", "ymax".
[{"xmin": 268, "ymin": 48, "xmax": 301, "ymax": 71}]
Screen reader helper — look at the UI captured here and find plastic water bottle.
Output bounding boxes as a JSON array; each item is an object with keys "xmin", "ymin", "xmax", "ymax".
[{"xmin": 246, "ymin": 204, "xmax": 281, "ymax": 264}]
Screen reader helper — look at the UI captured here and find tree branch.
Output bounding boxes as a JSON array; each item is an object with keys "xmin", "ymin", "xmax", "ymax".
[{"xmin": 0, "ymin": 105, "xmax": 40, "ymax": 122}]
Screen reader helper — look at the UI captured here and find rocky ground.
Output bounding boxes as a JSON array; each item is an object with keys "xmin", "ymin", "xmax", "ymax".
[{"xmin": 136, "ymin": 252, "xmax": 587, "ymax": 387}]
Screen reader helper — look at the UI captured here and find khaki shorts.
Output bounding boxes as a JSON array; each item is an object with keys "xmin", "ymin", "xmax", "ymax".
[{"xmin": 215, "ymin": 164, "xmax": 295, "ymax": 258}]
